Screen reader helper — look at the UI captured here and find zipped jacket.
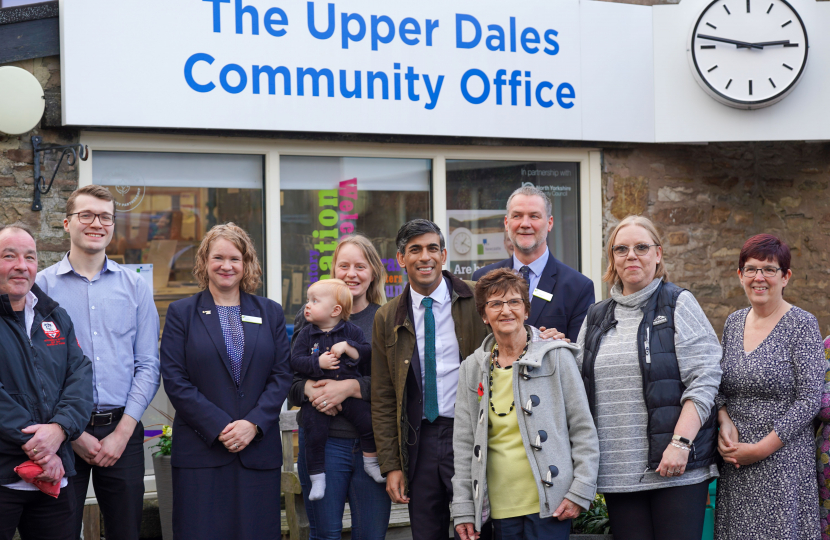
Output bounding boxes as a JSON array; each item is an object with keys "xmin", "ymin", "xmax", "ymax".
[
  {"xmin": 0, "ymin": 284, "xmax": 93, "ymax": 484},
  {"xmin": 580, "ymin": 280, "xmax": 718, "ymax": 470}
]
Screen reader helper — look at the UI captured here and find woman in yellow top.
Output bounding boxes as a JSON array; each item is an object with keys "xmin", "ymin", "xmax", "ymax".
[{"xmin": 452, "ymin": 268, "xmax": 600, "ymax": 540}]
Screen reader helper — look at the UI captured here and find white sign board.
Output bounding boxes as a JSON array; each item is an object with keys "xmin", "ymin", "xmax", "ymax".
[{"xmin": 59, "ymin": 0, "xmax": 654, "ymax": 142}]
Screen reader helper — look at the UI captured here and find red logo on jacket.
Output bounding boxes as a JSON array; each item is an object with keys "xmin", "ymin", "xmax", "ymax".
[{"xmin": 41, "ymin": 321, "xmax": 65, "ymax": 346}]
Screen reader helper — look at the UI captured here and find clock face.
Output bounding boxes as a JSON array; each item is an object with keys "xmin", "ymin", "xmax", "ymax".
[
  {"xmin": 453, "ymin": 231, "xmax": 472, "ymax": 255},
  {"xmin": 688, "ymin": 0, "xmax": 808, "ymax": 109}
]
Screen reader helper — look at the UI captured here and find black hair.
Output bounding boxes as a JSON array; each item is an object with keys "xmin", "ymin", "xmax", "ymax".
[{"xmin": 395, "ymin": 219, "xmax": 445, "ymax": 255}]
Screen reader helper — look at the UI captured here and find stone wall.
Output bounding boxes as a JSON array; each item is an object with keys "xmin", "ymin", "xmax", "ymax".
[
  {"xmin": 604, "ymin": 142, "xmax": 830, "ymax": 338},
  {"xmin": 0, "ymin": 55, "xmax": 79, "ymax": 269}
]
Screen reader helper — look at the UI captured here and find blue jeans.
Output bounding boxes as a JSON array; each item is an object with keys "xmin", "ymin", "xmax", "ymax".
[
  {"xmin": 297, "ymin": 427, "xmax": 391, "ymax": 540},
  {"xmin": 492, "ymin": 513, "xmax": 571, "ymax": 540}
]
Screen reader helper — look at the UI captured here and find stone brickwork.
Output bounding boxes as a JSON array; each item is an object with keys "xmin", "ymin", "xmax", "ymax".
[
  {"xmin": 604, "ymin": 142, "xmax": 830, "ymax": 338},
  {"xmin": 0, "ymin": 56, "xmax": 79, "ymax": 270}
]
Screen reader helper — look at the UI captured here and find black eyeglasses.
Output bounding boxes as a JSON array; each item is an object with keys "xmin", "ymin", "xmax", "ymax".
[
  {"xmin": 741, "ymin": 266, "xmax": 782, "ymax": 278},
  {"xmin": 611, "ymin": 244, "xmax": 659, "ymax": 257},
  {"xmin": 485, "ymin": 298, "xmax": 524, "ymax": 311},
  {"xmin": 67, "ymin": 212, "xmax": 114, "ymax": 226}
]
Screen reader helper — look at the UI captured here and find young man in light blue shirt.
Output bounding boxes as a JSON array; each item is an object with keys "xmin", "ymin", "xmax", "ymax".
[{"xmin": 37, "ymin": 185, "xmax": 160, "ymax": 540}]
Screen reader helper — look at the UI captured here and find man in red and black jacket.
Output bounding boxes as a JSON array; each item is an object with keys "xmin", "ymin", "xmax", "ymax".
[{"xmin": 0, "ymin": 223, "xmax": 92, "ymax": 540}]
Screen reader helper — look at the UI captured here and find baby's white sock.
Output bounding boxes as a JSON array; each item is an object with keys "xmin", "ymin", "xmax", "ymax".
[
  {"xmin": 309, "ymin": 473, "xmax": 327, "ymax": 500},
  {"xmin": 363, "ymin": 456, "xmax": 385, "ymax": 483}
]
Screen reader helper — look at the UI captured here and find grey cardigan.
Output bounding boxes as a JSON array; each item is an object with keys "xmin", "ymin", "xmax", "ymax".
[{"xmin": 452, "ymin": 327, "xmax": 599, "ymax": 530}]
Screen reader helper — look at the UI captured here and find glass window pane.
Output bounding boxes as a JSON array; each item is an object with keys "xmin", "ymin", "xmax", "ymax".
[
  {"xmin": 446, "ymin": 160, "xmax": 580, "ymax": 279},
  {"xmin": 280, "ymin": 156, "xmax": 431, "ymax": 319},
  {"xmin": 93, "ymin": 150, "xmax": 265, "ymax": 479}
]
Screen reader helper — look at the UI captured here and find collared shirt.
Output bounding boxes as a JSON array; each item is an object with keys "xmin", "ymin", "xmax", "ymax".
[
  {"xmin": 36, "ymin": 254, "xmax": 160, "ymax": 422},
  {"xmin": 512, "ymin": 247, "xmax": 550, "ymax": 301},
  {"xmin": 409, "ymin": 277, "xmax": 460, "ymax": 419},
  {"xmin": 4, "ymin": 290, "xmax": 68, "ymax": 491}
]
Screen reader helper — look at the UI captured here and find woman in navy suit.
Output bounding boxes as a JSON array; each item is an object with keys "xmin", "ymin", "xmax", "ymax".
[{"xmin": 160, "ymin": 223, "xmax": 292, "ymax": 540}]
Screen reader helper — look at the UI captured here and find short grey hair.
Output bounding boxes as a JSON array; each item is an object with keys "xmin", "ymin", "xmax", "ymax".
[
  {"xmin": 506, "ymin": 185, "xmax": 552, "ymax": 219},
  {"xmin": 395, "ymin": 219, "xmax": 445, "ymax": 255},
  {"xmin": 0, "ymin": 222, "xmax": 35, "ymax": 241}
]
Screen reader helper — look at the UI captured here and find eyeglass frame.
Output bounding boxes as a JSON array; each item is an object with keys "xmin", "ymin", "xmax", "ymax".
[
  {"xmin": 611, "ymin": 243, "xmax": 660, "ymax": 257},
  {"xmin": 740, "ymin": 266, "xmax": 782, "ymax": 278},
  {"xmin": 66, "ymin": 212, "xmax": 115, "ymax": 226},
  {"xmin": 484, "ymin": 298, "xmax": 525, "ymax": 311}
]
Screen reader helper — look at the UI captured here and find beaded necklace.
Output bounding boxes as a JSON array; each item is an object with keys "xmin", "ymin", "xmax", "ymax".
[{"xmin": 488, "ymin": 331, "xmax": 531, "ymax": 417}]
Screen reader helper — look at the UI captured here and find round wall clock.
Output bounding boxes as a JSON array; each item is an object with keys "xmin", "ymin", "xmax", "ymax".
[{"xmin": 687, "ymin": 0, "xmax": 808, "ymax": 109}]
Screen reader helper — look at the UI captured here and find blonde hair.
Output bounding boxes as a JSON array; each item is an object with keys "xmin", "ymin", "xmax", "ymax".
[
  {"xmin": 310, "ymin": 279, "xmax": 353, "ymax": 320},
  {"xmin": 602, "ymin": 215, "xmax": 668, "ymax": 288},
  {"xmin": 330, "ymin": 234, "xmax": 387, "ymax": 306},
  {"xmin": 193, "ymin": 223, "xmax": 262, "ymax": 294}
]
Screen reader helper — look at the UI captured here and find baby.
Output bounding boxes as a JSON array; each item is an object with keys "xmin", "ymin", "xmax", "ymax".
[{"xmin": 290, "ymin": 279, "xmax": 384, "ymax": 500}]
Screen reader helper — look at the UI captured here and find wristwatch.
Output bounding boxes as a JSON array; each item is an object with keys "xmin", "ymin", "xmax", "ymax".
[{"xmin": 672, "ymin": 434, "xmax": 691, "ymax": 445}]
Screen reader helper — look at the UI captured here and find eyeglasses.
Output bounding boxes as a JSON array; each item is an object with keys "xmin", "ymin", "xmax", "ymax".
[
  {"xmin": 485, "ymin": 298, "xmax": 524, "ymax": 311},
  {"xmin": 67, "ymin": 212, "xmax": 114, "ymax": 226},
  {"xmin": 741, "ymin": 266, "xmax": 782, "ymax": 278},
  {"xmin": 611, "ymin": 244, "xmax": 659, "ymax": 257}
]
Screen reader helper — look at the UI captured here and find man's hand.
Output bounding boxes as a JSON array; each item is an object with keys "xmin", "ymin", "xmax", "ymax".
[
  {"xmin": 91, "ymin": 415, "xmax": 138, "ymax": 468},
  {"xmin": 34, "ymin": 454, "xmax": 65, "ymax": 485},
  {"xmin": 72, "ymin": 432, "xmax": 102, "ymax": 465},
  {"xmin": 218, "ymin": 420, "xmax": 257, "ymax": 453},
  {"xmin": 385, "ymin": 470, "xmax": 410, "ymax": 504},
  {"xmin": 319, "ymin": 352, "xmax": 340, "ymax": 370},
  {"xmin": 21, "ymin": 423, "xmax": 65, "ymax": 462},
  {"xmin": 538, "ymin": 327, "xmax": 570, "ymax": 343},
  {"xmin": 552, "ymin": 498, "xmax": 584, "ymax": 520},
  {"xmin": 455, "ymin": 523, "xmax": 479, "ymax": 540}
]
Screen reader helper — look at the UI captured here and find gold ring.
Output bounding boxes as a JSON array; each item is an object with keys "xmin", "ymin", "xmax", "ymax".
[{"xmin": 33, "ymin": 448, "xmax": 38, "ymax": 454}]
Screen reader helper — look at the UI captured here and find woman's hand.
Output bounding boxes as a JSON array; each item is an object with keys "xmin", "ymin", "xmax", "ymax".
[
  {"xmin": 455, "ymin": 523, "xmax": 479, "ymax": 540},
  {"xmin": 308, "ymin": 379, "xmax": 361, "ymax": 415},
  {"xmin": 656, "ymin": 443, "xmax": 690, "ymax": 477},
  {"xmin": 552, "ymin": 498, "xmax": 584, "ymax": 520},
  {"xmin": 720, "ymin": 442, "xmax": 766, "ymax": 467},
  {"xmin": 538, "ymin": 327, "xmax": 570, "ymax": 343},
  {"xmin": 218, "ymin": 420, "xmax": 257, "ymax": 453},
  {"xmin": 718, "ymin": 410, "xmax": 741, "ymax": 458}
]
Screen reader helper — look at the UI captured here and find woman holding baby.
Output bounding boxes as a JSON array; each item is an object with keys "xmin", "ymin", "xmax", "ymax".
[{"xmin": 287, "ymin": 234, "xmax": 393, "ymax": 540}]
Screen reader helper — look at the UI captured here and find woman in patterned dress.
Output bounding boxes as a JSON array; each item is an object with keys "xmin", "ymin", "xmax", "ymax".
[
  {"xmin": 716, "ymin": 234, "xmax": 824, "ymax": 540},
  {"xmin": 816, "ymin": 337, "xmax": 830, "ymax": 540}
]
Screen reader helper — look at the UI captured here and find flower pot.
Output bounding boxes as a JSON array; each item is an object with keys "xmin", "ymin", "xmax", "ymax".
[{"xmin": 152, "ymin": 454, "xmax": 174, "ymax": 540}]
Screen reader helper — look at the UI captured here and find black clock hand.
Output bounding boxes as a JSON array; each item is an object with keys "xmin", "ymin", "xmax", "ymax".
[
  {"xmin": 696, "ymin": 34, "xmax": 763, "ymax": 49},
  {"xmin": 750, "ymin": 40, "xmax": 793, "ymax": 47}
]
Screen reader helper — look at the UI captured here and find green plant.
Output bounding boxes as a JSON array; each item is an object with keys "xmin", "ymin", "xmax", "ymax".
[
  {"xmin": 572, "ymin": 494, "xmax": 611, "ymax": 535},
  {"xmin": 144, "ymin": 406, "xmax": 174, "ymax": 457}
]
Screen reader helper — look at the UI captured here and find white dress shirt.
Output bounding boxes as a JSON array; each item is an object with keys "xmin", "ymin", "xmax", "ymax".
[{"xmin": 409, "ymin": 277, "xmax": 461, "ymax": 419}]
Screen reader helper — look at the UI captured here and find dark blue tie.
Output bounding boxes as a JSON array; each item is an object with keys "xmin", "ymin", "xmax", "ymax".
[
  {"xmin": 421, "ymin": 297, "xmax": 439, "ymax": 423},
  {"xmin": 520, "ymin": 265, "xmax": 531, "ymax": 295}
]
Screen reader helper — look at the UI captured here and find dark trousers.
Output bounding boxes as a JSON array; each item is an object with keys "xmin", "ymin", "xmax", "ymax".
[
  {"xmin": 70, "ymin": 421, "xmax": 145, "ymax": 540},
  {"xmin": 0, "ymin": 482, "xmax": 76, "ymax": 540},
  {"xmin": 408, "ymin": 417, "xmax": 459, "ymax": 540},
  {"xmin": 492, "ymin": 513, "xmax": 571, "ymax": 540},
  {"xmin": 302, "ymin": 398, "xmax": 376, "ymax": 475},
  {"xmin": 604, "ymin": 480, "xmax": 710, "ymax": 540}
]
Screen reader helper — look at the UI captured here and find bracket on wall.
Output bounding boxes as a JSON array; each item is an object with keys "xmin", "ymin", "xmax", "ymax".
[{"xmin": 31, "ymin": 135, "xmax": 88, "ymax": 212}]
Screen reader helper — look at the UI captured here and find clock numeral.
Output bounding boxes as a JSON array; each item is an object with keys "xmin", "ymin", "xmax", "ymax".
[
  {"xmin": 708, "ymin": 65, "xmax": 718, "ymax": 73},
  {"xmin": 747, "ymin": 0, "xmax": 750, "ymax": 13},
  {"xmin": 701, "ymin": 45, "xmax": 716, "ymax": 49},
  {"xmin": 767, "ymin": 3, "xmax": 773, "ymax": 13},
  {"xmin": 784, "ymin": 43, "xmax": 799, "ymax": 48},
  {"xmin": 749, "ymin": 80, "xmax": 753, "ymax": 96},
  {"xmin": 783, "ymin": 63, "xmax": 793, "ymax": 70},
  {"xmin": 782, "ymin": 20, "xmax": 792, "ymax": 27},
  {"xmin": 726, "ymin": 79, "xmax": 732, "ymax": 90},
  {"xmin": 769, "ymin": 78, "xmax": 776, "ymax": 89},
  {"xmin": 706, "ymin": 22, "xmax": 717, "ymax": 29},
  {"xmin": 724, "ymin": 4, "xmax": 731, "ymax": 14}
]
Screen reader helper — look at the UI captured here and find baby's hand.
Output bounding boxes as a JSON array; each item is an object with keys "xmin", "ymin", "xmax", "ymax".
[
  {"xmin": 330, "ymin": 341, "xmax": 349, "ymax": 358},
  {"xmin": 319, "ymin": 351, "xmax": 340, "ymax": 370}
]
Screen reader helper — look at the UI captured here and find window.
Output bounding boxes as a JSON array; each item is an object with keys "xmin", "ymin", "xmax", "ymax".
[
  {"xmin": 93, "ymin": 150, "xmax": 265, "ymax": 481},
  {"xmin": 446, "ymin": 160, "xmax": 580, "ymax": 278},
  {"xmin": 280, "ymin": 156, "xmax": 431, "ymax": 320}
]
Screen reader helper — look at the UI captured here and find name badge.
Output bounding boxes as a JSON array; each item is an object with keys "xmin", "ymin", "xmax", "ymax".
[
  {"xmin": 241, "ymin": 315, "xmax": 262, "ymax": 324},
  {"xmin": 532, "ymin": 288, "xmax": 553, "ymax": 302}
]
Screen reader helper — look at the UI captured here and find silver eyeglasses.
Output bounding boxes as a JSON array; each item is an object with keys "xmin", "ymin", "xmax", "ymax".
[
  {"xmin": 485, "ymin": 298, "xmax": 524, "ymax": 311},
  {"xmin": 611, "ymin": 243, "xmax": 659, "ymax": 257},
  {"xmin": 67, "ymin": 212, "xmax": 114, "ymax": 226},
  {"xmin": 741, "ymin": 266, "xmax": 782, "ymax": 278}
]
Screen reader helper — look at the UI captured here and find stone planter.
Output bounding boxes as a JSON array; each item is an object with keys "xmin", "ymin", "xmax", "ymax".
[{"xmin": 152, "ymin": 454, "xmax": 174, "ymax": 540}]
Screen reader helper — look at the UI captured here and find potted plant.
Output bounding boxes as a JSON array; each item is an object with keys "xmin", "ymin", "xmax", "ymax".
[
  {"xmin": 571, "ymin": 494, "xmax": 613, "ymax": 539},
  {"xmin": 145, "ymin": 408, "xmax": 174, "ymax": 540}
]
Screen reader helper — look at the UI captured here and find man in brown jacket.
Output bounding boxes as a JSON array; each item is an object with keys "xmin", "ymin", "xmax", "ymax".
[{"xmin": 371, "ymin": 219, "xmax": 489, "ymax": 540}]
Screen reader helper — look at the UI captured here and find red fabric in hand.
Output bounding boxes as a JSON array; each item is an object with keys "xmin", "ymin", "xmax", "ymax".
[{"xmin": 14, "ymin": 460, "xmax": 61, "ymax": 498}]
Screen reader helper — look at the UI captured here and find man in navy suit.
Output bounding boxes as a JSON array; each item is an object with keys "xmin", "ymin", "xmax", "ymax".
[{"xmin": 472, "ymin": 185, "xmax": 595, "ymax": 342}]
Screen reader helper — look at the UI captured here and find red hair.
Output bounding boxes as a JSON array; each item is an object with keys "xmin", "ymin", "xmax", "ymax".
[{"xmin": 739, "ymin": 234, "xmax": 791, "ymax": 273}]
